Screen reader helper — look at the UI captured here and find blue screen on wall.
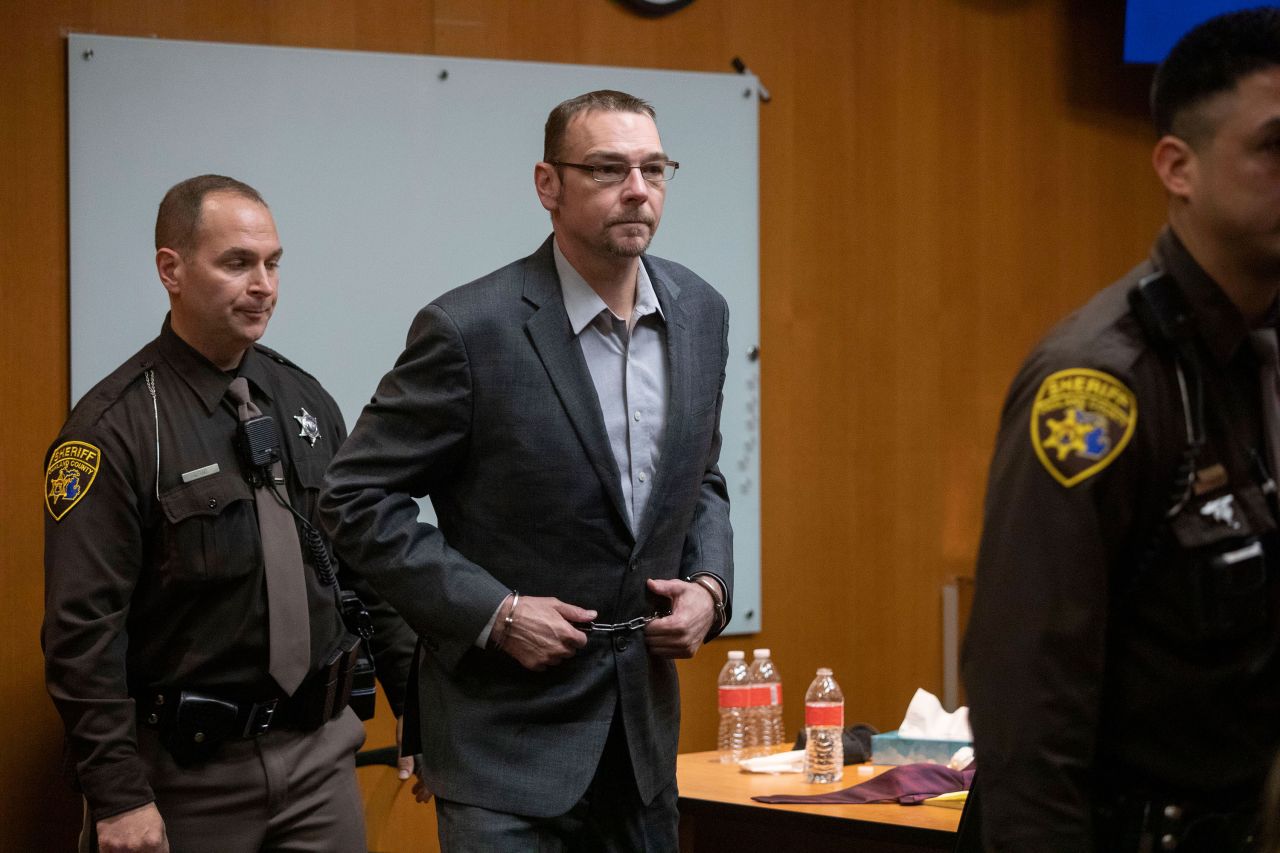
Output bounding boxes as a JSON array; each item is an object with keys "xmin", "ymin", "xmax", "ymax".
[{"xmin": 1125, "ymin": 1, "xmax": 1267, "ymax": 63}]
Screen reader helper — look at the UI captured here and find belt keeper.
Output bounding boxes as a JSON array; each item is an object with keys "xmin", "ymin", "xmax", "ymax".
[
  {"xmin": 242, "ymin": 699, "xmax": 279, "ymax": 738},
  {"xmin": 495, "ymin": 590, "xmax": 519, "ymax": 650}
]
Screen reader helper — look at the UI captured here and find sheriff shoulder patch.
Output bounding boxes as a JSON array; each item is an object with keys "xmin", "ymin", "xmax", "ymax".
[
  {"xmin": 45, "ymin": 440, "xmax": 102, "ymax": 521},
  {"xmin": 1030, "ymin": 368, "xmax": 1137, "ymax": 487}
]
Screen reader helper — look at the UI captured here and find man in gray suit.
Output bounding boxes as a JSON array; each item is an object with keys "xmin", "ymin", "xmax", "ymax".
[{"xmin": 320, "ymin": 90, "xmax": 733, "ymax": 851}]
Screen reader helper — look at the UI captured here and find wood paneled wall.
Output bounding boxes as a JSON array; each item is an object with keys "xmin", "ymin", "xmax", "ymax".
[{"xmin": 2, "ymin": 1, "xmax": 1164, "ymax": 849}]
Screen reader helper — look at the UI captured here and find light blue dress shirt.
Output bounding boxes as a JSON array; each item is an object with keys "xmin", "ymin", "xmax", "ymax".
[{"xmin": 553, "ymin": 241, "xmax": 669, "ymax": 532}]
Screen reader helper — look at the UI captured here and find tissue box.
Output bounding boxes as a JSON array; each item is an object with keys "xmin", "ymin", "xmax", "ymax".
[{"xmin": 871, "ymin": 730, "xmax": 971, "ymax": 766}]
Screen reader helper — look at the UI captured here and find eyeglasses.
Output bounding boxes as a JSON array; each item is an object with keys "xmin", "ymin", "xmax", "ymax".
[{"xmin": 549, "ymin": 160, "xmax": 679, "ymax": 184}]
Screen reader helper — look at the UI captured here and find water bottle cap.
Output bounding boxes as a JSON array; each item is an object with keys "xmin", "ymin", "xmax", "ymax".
[
  {"xmin": 728, "ymin": 650, "xmax": 746, "ymax": 660},
  {"xmin": 753, "ymin": 648, "xmax": 771, "ymax": 658},
  {"xmin": 816, "ymin": 667, "xmax": 833, "ymax": 675}
]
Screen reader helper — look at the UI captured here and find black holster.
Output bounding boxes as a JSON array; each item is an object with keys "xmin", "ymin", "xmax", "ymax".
[{"xmin": 142, "ymin": 691, "xmax": 247, "ymax": 767}]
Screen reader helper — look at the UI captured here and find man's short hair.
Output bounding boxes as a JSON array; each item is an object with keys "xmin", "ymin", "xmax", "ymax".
[
  {"xmin": 543, "ymin": 90, "xmax": 657, "ymax": 162},
  {"xmin": 155, "ymin": 174, "xmax": 267, "ymax": 254},
  {"xmin": 1151, "ymin": 7, "xmax": 1280, "ymax": 143}
]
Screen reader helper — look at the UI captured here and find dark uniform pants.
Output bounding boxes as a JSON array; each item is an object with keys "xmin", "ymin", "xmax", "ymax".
[{"xmin": 83, "ymin": 708, "xmax": 368, "ymax": 853}]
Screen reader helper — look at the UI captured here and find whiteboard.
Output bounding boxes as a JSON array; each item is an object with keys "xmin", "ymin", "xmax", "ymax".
[{"xmin": 67, "ymin": 34, "xmax": 761, "ymax": 634}]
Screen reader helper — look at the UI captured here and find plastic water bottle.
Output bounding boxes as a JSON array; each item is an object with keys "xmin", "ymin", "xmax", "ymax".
[
  {"xmin": 747, "ymin": 648, "xmax": 783, "ymax": 756},
  {"xmin": 804, "ymin": 667, "xmax": 844, "ymax": 783},
  {"xmin": 716, "ymin": 650, "xmax": 752, "ymax": 763}
]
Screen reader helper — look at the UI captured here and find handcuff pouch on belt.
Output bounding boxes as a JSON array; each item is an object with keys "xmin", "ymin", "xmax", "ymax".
[
  {"xmin": 290, "ymin": 632, "xmax": 362, "ymax": 730},
  {"xmin": 284, "ymin": 592, "xmax": 378, "ymax": 730},
  {"xmin": 338, "ymin": 589, "xmax": 377, "ymax": 721}
]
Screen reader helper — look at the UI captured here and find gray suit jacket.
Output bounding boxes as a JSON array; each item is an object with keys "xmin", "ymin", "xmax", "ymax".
[{"xmin": 320, "ymin": 236, "xmax": 733, "ymax": 816}]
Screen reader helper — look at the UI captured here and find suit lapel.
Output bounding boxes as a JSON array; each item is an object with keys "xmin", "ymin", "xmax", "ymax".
[
  {"xmin": 635, "ymin": 260, "xmax": 690, "ymax": 552},
  {"xmin": 522, "ymin": 238, "xmax": 632, "ymax": 536}
]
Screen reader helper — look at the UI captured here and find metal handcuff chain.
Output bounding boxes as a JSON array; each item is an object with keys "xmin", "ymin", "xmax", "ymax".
[{"xmin": 579, "ymin": 613, "xmax": 666, "ymax": 633}]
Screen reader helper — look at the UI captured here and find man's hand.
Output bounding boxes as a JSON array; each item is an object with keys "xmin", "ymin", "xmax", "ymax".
[
  {"xmin": 396, "ymin": 716, "xmax": 432, "ymax": 804},
  {"xmin": 96, "ymin": 802, "xmax": 168, "ymax": 853},
  {"xmin": 395, "ymin": 715, "xmax": 414, "ymax": 780},
  {"xmin": 643, "ymin": 578, "xmax": 716, "ymax": 658},
  {"xmin": 494, "ymin": 596, "xmax": 594, "ymax": 671}
]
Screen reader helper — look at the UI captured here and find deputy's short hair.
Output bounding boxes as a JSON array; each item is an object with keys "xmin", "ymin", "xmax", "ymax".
[
  {"xmin": 1152, "ymin": 7, "xmax": 1280, "ymax": 144},
  {"xmin": 155, "ymin": 174, "xmax": 267, "ymax": 254}
]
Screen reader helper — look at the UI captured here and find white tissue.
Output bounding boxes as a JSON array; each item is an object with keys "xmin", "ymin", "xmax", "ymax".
[
  {"xmin": 736, "ymin": 749, "xmax": 806, "ymax": 774},
  {"xmin": 948, "ymin": 746, "xmax": 975, "ymax": 771},
  {"xmin": 897, "ymin": 688, "xmax": 972, "ymax": 741}
]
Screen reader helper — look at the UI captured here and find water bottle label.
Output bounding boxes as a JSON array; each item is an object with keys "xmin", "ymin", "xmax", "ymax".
[
  {"xmin": 718, "ymin": 685, "xmax": 752, "ymax": 708},
  {"xmin": 750, "ymin": 684, "xmax": 782, "ymax": 706},
  {"xmin": 805, "ymin": 702, "xmax": 843, "ymax": 727}
]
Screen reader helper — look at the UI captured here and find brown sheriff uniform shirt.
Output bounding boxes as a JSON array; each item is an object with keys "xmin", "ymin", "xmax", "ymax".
[
  {"xmin": 962, "ymin": 229, "xmax": 1280, "ymax": 851},
  {"xmin": 42, "ymin": 317, "xmax": 415, "ymax": 821}
]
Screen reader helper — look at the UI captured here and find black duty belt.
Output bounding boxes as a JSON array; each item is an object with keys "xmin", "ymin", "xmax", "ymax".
[
  {"xmin": 138, "ymin": 689, "xmax": 297, "ymax": 740},
  {"xmin": 136, "ymin": 686, "xmax": 340, "ymax": 768},
  {"xmin": 133, "ymin": 635, "xmax": 368, "ymax": 766}
]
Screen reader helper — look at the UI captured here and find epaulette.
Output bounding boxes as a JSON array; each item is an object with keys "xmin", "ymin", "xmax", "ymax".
[
  {"xmin": 253, "ymin": 343, "xmax": 318, "ymax": 382},
  {"xmin": 63, "ymin": 355, "xmax": 155, "ymax": 429}
]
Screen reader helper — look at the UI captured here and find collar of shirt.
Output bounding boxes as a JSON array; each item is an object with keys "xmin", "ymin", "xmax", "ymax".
[
  {"xmin": 1155, "ymin": 227, "xmax": 1263, "ymax": 367},
  {"xmin": 552, "ymin": 239, "xmax": 665, "ymax": 336},
  {"xmin": 156, "ymin": 313, "xmax": 275, "ymax": 414}
]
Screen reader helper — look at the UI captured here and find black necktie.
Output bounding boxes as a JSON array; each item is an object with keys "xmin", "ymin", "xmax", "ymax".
[{"xmin": 226, "ymin": 377, "xmax": 311, "ymax": 695}]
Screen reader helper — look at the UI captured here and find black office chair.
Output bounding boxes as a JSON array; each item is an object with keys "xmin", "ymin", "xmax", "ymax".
[{"xmin": 953, "ymin": 772, "xmax": 985, "ymax": 853}]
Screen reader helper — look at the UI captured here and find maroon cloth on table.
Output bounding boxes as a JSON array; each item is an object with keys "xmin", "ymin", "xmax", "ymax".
[{"xmin": 752, "ymin": 763, "xmax": 975, "ymax": 805}]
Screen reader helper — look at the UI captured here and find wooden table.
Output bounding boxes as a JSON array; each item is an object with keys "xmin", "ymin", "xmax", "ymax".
[{"xmin": 677, "ymin": 750, "xmax": 961, "ymax": 853}]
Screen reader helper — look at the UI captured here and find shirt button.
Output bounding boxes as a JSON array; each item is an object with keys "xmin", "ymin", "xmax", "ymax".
[
  {"xmin": 638, "ymin": 472, "xmax": 647, "ymax": 483},
  {"xmin": 614, "ymin": 635, "xmax": 629, "ymax": 652},
  {"xmin": 208, "ymin": 499, "xmax": 218, "ymax": 509},
  {"xmin": 633, "ymin": 411, "xmax": 641, "ymax": 422}
]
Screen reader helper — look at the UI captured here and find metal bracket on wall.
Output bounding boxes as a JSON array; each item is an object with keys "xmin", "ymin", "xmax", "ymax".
[{"xmin": 731, "ymin": 56, "xmax": 771, "ymax": 103}]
